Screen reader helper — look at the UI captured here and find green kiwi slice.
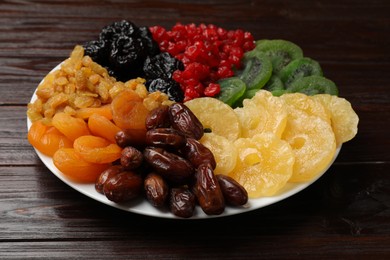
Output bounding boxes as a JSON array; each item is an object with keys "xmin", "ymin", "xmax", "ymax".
[
  {"xmin": 237, "ymin": 49, "xmax": 272, "ymax": 90},
  {"xmin": 279, "ymin": 57, "xmax": 323, "ymax": 87},
  {"xmin": 263, "ymin": 75, "xmax": 286, "ymax": 96},
  {"xmin": 287, "ymin": 75, "xmax": 339, "ymax": 96},
  {"xmin": 255, "ymin": 39, "xmax": 304, "ymax": 74},
  {"xmin": 216, "ymin": 77, "xmax": 246, "ymax": 107}
]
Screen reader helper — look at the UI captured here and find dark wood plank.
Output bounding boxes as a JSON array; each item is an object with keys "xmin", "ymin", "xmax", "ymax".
[{"xmin": 0, "ymin": 164, "xmax": 389, "ymax": 258}]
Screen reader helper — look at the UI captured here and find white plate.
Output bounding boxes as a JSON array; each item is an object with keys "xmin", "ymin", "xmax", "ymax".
[{"xmin": 27, "ymin": 63, "xmax": 341, "ymax": 219}]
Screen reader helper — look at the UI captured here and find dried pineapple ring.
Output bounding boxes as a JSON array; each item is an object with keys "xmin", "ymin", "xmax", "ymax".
[
  {"xmin": 230, "ymin": 133, "xmax": 294, "ymax": 198},
  {"xmin": 234, "ymin": 90, "xmax": 288, "ymax": 138},
  {"xmin": 200, "ymin": 133, "xmax": 238, "ymax": 175},
  {"xmin": 280, "ymin": 92, "xmax": 331, "ymax": 124},
  {"xmin": 185, "ymin": 97, "xmax": 241, "ymax": 141},
  {"xmin": 282, "ymin": 109, "xmax": 336, "ymax": 183},
  {"xmin": 311, "ymin": 94, "xmax": 359, "ymax": 146}
]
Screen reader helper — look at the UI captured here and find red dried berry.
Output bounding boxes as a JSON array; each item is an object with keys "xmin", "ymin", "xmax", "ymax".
[{"xmin": 150, "ymin": 23, "xmax": 255, "ymax": 101}]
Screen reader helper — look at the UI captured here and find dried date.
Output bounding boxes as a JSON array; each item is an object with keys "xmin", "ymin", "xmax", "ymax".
[
  {"xmin": 103, "ymin": 171, "xmax": 143, "ymax": 202},
  {"xmin": 143, "ymin": 147, "xmax": 194, "ymax": 184},
  {"xmin": 95, "ymin": 165, "xmax": 124, "ymax": 194},
  {"xmin": 145, "ymin": 128, "xmax": 186, "ymax": 149},
  {"xmin": 145, "ymin": 105, "xmax": 171, "ymax": 130},
  {"xmin": 144, "ymin": 172, "xmax": 169, "ymax": 207},
  {"xmin": 168, "ymin": 103, "xmax": 204, "ymax": 140},
  {"xmin": 181, "ymin": 138, "xmax": 216, "ymax": 169},
  {"xmin": 193, "ymin": 163, "xmax": 225, "ymax": 215},
  {"xmin": 120, "ymin": 146, "xmax": 143, "ymax": 170},
  {"xmin": 115, "ymin": 128, "xmax": 147, "ymax": 148},
  {"xmin": 170, "ymin": 186, "xmax": 196, "ymax": 218},
  {"xmin": 216, "ymin": 174, "xmax": 248, "ymax": 206}
]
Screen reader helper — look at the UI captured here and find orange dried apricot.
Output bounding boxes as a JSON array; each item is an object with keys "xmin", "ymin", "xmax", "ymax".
[
  {"xmin": 52, "ymin": 112, "xmax": 90, "ymax": 141},
  {"xmin": 73, "ymin": 135, "xmax": 122, "ymax": 164},
  {"xmin": 28, "ymin": 120, "xmax": 73, "ymax": 156},
  {"xmin": 88, "ymin": 113, "xmax": 121, "ymax": 143},
  {"xmin": 53, "ymin": 148, "xmax": 109, "ymax": 183},
  {"xmin": 75, "ymin": 104, "xmax": 113, "ymax": 120},
  {"xmin": 111, "ymin": 90, "xmax": 149, "ymax": 130}
]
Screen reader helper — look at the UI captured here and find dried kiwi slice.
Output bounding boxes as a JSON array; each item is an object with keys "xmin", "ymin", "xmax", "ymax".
[
  {"xmin": 287, "ymin": 75, "xmax": 339, "ymax": 96},
  {"xmin": 216, "ymin": 77, "xmax": 246, "ymax": 107},
  {"xmin": 263, "ymin": 75, "xmax": 286, "ymax": 96},
  {"xmin": 237, "ymin": 50, "xmax": 272, "ymax": 90},
  {"xmin": 279, "ymin": 57, "xmax": 323, "ymax": 87},
  {"xmin": 255, "ymin": 39, "xmax": 303, "ymax": 74}
]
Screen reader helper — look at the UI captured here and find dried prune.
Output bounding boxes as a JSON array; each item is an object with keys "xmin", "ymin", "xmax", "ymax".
[
  {"xmin": 109, "ymin": 35, "xmax": 146, "ymax": 80},
  {"xmin": 143, "ymin": 52, "xmax": 183, "ymax": 79},
  {"xmin": 83, "ymin": 40, "xmax": 108, "ymax": 66},
  {"xmin": 146, "ymin": 78, "xmax": 184, "ymax": 102},
  {"xmin": 138, "ymin": 26, "xmax": 160, "ymax": 57}
]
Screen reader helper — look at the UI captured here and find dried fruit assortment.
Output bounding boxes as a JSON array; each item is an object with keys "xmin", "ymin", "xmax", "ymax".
[{"xmin": 27, "ymin": 20, "xmax": 359, "ymax": 218}]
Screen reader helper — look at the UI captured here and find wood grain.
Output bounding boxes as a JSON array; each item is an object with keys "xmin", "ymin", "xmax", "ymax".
[{"xmin": 0, "ymin": 0, "xmax": 389, "ymax": 258}]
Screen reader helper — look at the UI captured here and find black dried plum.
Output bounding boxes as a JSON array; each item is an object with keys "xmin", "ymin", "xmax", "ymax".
[
  {"xmin": 99, "ymin": 20, "xmax": 138, "ymax": 43},
  {"xmin": 83, "ymin": 40, "xmax": 109, "ymax": 66},
  {"xmin": 143, "ymin": 52, "xmax": 184, "ymax": 79},
  {"xmin": 138, "ymin": 26, "xmax": 160, "ymax": 57},
  {"xmin": 109, "ymin": 35, "xmax": 147, "ymax": 80},
  {"xmin": 147, "ymin": 78, "xmax": 184, "ymax": 102}
]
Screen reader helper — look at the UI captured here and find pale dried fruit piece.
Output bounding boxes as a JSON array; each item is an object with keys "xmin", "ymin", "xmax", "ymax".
[
  {"xmin": 311, "ymin": 94, "xmax": 359, "ymax": 146},
  {"xmin": 280, "ymin": 92, "xmax": 331, "ymax": 124},
  {"xmin": 230, "ymin": 133, "xmax": 294, "ymax": 198},
  {"xmin": 234, "ymin": 90, "xmax": 288, "ymax": 138},
  {"xmin": 200, "ymin": 133, "xmax": 238, "ymax": 175},
  {"xmin": 185, "ymin": 97, "xmax": 241, "ymax": 141},
  {"xmin": 282, "ymin": 109, "xmax": 336, "ymax": 183}
]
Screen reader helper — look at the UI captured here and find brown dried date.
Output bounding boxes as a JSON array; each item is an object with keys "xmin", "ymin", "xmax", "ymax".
[
  {"xmin": 168, "ymin": 103, "xmax": 204, "ymax": 140},
  {"xmin": 115, "ymin": 128, "xmax": 147, "ymax": 149},
  {"xmin": 145, "ymin": 128, "xmax": 186, "ymax": 149},
  {"xmin": 143, "ymin": 147, "xmax": 194, "ymax": 184},
  {"xmin": 216, "ymin": 175, "xmax": 248, "ymax": 206},
  {"xmin": 95, "ymin": 165, "xmax": 124, "ymax": 194},
  {"xmin": 145, "ymin": 105, "xmax": 171, "ymax": 130},
  {"xmin": 181, "ymin": 138, "xmax": 216, "ymax": 169},
  {"xmin": 103, "ymin": 171, "xmax": 143, "ymax": 203},
  {"xmin": 144, "ymin": 172, "xmax": 169, "ymax": 208},
  {"xmin": 120, "ymin": 146, "xmax": 143, "ymax": 170},
  {"xmin": 194, "ymin": 163, "xmax": 225, "ymax": 215},
  {"xmin": 170, "ymin": 186, "xmax": 196, "ymax": 218}
]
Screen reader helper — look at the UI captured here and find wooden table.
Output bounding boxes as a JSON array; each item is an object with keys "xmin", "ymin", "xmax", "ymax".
[{"xmin": 1, "ymin": 1, "xmax": 389, "ymax": 258}]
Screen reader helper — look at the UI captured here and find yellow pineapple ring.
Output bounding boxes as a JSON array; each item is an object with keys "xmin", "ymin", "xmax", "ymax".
[
  {"xmin": 234, "ymin": 90, "xmax": 288, "ymax": 138},
  {"xmin": 311, "ymin": 94, "xmax": 359, "ymax": 146},
  {"xmin": 280, "ymin": 92, "xmax": 331, "ymax": 124},
  {"xmin": 185, "ymin": 97, "xmax": 241, "ymax": 141},
  {"xmin": 200, "ymin": 133, "xmax": 238, "ymax": 175},
  {"xmin": 282, "ymin": 109, "xmax": 336, "ymax": 183},
  {"xmin": 230, "ymin": 133, "xmax": 294, "ymax": 198}
]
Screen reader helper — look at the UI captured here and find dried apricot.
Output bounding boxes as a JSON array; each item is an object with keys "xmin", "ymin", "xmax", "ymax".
[
  {"xmin": 28, "ymin": 120, "xmax": 73, "ymax": 156},
  {"xmin": 53, "ymin": 148, "xmax": 109, "ymax": 183},
  {"xmin": 75, "ymin": 104, "xmax": 113, "ymax": 120},
  {"xmin": 73, "ymin": 135, "xmax": 122, "ymax": 164},
  {"xmin": 52, "ymin": 112, "xmax": 90, "ymax": 141},
  {"xmin": 111, "ymin": 90, "xmax": 149, "ymax": 130},
  {"xmin": 88, "ymin": 113, "xmax": 121, "ymax": 143}
]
